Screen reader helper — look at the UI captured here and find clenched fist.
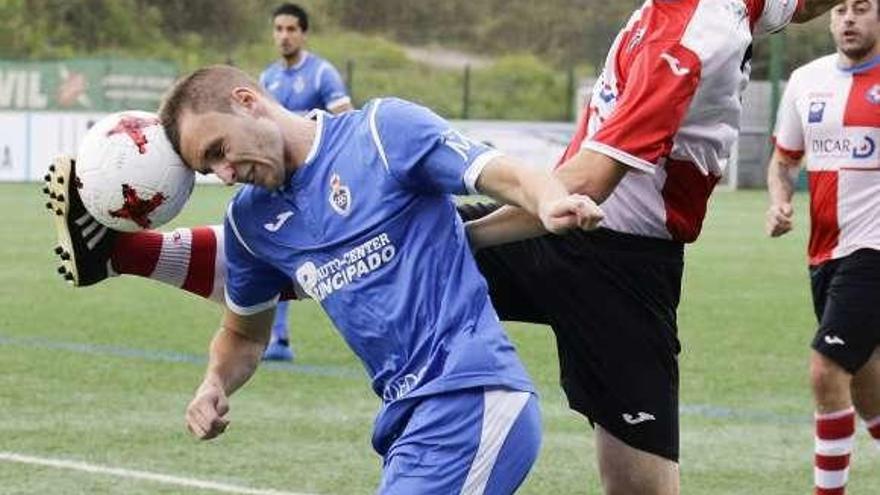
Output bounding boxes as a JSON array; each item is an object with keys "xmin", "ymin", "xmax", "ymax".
[
  {"xmin": 766, "ymin": 202, "xmax": 793, "ymax": 237},
  {"xmin": 540, "ymin": 194, "xmax": 605, "ymax": 234},
  {"xmin": 186, "ymin": 382, "xmax": 230, "ymax": 440}
]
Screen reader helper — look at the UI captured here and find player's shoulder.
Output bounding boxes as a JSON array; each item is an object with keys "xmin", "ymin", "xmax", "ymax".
[
  {"xmin": 794, "ymin": 53, "xmax": 838, "ymax": 75},
  {"xmin": 367, "ymin": 97, "xmax": 442, "ymax": 129},
  {"xmin": 310, "ymin": 51, "xmax": 341, "ymax": 66},
  {"xmin": 789, "ymin": 54, "xmax": 837, "ymax": 87},
  {"xmin": 304, "ymin": 51, "xmax": 335, "ymax": 72},
  {"xmin": 305, "ymin": 51, "xmax": 326, "ymax": 64}
]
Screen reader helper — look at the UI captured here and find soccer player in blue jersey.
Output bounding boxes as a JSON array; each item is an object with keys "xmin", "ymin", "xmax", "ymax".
[
  {"xmin": 158, "ymin": 65, "xmax": 602, "ymax": 494},
  {"xmin": 260, "ymin": 3, "xmax": 352, "ymax": 116},
  {"xmin": 260, "ymin": 3, "xmax": 353, "ymax": 361}
]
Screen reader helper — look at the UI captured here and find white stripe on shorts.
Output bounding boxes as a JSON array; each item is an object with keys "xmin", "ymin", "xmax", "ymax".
[
  {"xmin": 460, "ymin": 388, "xmax": 530, "ymax": 495},
  {"xmin": 209, "ymin": 225, "xmax": 226, "ymax": 304}
]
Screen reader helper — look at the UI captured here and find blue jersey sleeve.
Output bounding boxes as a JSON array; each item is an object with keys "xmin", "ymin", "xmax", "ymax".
[
  {"xmin": 317, "ymin": 61, "xmax": 350, "ymax": 110},
  {"xmin": 223, "ymin": 202, "xmax": 289, "ymax": 316},
  {"xmin": 371, "ymin": 98, "xmax": 501, "ymax": 194}
]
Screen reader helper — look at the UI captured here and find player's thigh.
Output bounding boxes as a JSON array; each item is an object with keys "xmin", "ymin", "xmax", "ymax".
[
  {"xmin": 596, "ymin": 425, "xmax": 679, "ymax": 495},
  {"xmin": 377, "ymin": 387, "xmax": 540, "ymax": 495},
  {"xmin": 537, "ymin": 229, "xmax": 684, "ymax": 462},
  {"xmin": 812, "ymin": 249, "xmax": 880, "ymax": 374}
]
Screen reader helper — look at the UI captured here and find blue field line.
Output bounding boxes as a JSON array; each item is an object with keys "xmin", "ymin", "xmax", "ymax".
[
  {"xmin": 0, "ymin": 333, "xmax": 813, "ymax": 425},
  {"xmin": 680, "ymin": 404, "xmax": 810, "ymax": 425},
  {"xmin": 0, "ymin": 334, "xmax": 362, "ymax": 379}
]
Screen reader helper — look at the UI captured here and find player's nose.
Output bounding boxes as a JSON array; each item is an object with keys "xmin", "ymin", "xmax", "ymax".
[{"xmin": 211, "ymin": 163, "xmax": 236, "ymax": 185}]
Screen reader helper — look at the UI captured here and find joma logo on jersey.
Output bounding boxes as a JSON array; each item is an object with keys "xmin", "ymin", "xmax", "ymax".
[
  {"xmin": 811, "ymin": 136, "xmax": 876, "ymax": 159},
  {"xmin": 329, "ymin": 173, "xmax": 352, "ymax": 216}
]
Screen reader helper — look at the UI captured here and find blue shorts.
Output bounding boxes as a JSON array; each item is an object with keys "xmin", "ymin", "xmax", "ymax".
[{"xmin": 377, "ymin": 387, "xmax": 541, "ymax": 495}]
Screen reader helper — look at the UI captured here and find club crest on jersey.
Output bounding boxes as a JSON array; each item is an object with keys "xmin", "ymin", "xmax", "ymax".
[
  {"xmin": 329, "ymin": 173, "xmax": 352, "ymax": 216},
  {"xmin": 808, "ymin": 101, "xmax": 826, "ymax": 124},
  {"xmin": 866, "ymin": 84, "xmax": 880, "ymax": 105},
  {"xmin": 293, "ymin": 75, "xmax": 306, "ymax": 94}
]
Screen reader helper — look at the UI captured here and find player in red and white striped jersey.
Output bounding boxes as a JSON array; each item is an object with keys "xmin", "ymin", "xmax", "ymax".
[
  {"xmin": 465, "ymin": 1, "xmax": 832, "ymax": 492},
  {"xmin": 767, "ymin": 1, "xmax": 880, "ymax": 493},
  {"xmin": 45, "ymin": 1, "xmax": 839, "ymax": 493}
]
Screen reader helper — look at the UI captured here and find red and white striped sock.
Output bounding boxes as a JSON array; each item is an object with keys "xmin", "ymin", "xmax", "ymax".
[
  {"xmin": 866, "ymin": 414, "xmax": 880, "ymax": 450},
  {"xmin": 815, "ymin": 407, "xmax": 855, "ymax": 495},
  {"xmin": 111, "ymin": 226, "xmax": 226, "ymax": 303}
]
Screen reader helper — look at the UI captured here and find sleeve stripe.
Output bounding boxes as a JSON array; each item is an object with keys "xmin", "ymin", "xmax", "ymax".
[
  {"xmin": 772, "ymin": 137, "xmax": 805, "ymax": 161},
  {"xmin": 368, "ymin": 98, "xmax": 391, "ymax": 172},
  {"xmin": 224, "ymin": 291, "xmax": 279, "ymax": 316},
  {"xmin": 582, "ymin": 141, "xmax": 656, "ymax": 174},
  {"xmin": 464, "ymin": 149, "xmax": 504, "ymax": 194},
  {"xmin": 303, "ymin": 111, "xmax": 325, "ymax": 164},
  {"xmin": 315, "ymin": 63, "xmax": 328, "ymax": 88},
  {"xmin": 226, "ymin": 203, "xmax": 256, "ymax": 257}
]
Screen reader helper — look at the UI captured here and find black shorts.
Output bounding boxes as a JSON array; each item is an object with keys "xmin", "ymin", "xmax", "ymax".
[
  {"xmin": 810, "ymin": 248, "xmax": 880, "ymax": 374},
  {"xmin": 458, "ymin": 203, "xmax": 684, "ymax": 461}
]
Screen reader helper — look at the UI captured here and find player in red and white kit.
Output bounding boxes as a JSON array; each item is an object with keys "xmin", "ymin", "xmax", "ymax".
[
  {"xmin": 44, "ymin": 1, "xmax": 837, "ymax": 493},
  {"xmin": 767, "ymin": 1, "xmax": 880, "ymax": 493}
]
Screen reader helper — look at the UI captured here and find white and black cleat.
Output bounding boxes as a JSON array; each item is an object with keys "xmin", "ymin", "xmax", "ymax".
[{"xmin": 43, "ymin": 155, "xmax": 117, "ymax": 287}]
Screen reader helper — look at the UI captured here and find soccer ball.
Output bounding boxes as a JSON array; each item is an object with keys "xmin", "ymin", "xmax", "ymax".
[{"xmin": 76, "ymin": 110, "xmax": 195, "ymax": 232}]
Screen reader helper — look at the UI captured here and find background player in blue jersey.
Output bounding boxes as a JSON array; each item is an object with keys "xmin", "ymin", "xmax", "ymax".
[
  {"xmin": 158, "ymin": 65, "xmax": 602, "ymax": 494},
  {"xmin": 260, "ymin": 3, "xmax": 352, "ymax": 117},
  {"xmin": 259, "ymin": 3, "xmax": 354, "ymax": 362}
]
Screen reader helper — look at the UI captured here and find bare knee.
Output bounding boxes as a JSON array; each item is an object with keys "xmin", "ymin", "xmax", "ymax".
[{"xmin": 810, "ymin": 351, "xmax": 852, "ymax": 411}]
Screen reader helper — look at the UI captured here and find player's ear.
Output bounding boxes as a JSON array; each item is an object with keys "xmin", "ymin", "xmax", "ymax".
[{"xmin": 230, "ymin": 87, "xmax": 259, "ymax": 114}]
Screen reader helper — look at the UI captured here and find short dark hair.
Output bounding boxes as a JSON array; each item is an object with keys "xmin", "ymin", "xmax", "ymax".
[
  {"xmin": 158, "ymin": 65, "xmax": 264, "ymax": 157},
  {"xmin": 272, "ymin": 3, "xmax": 309, "ymax": 32}
]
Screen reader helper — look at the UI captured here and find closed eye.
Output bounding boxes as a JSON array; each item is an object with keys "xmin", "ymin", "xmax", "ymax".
[{"xmin": 200, "ymin": 139, "xmax": 224, "ymax": 174}]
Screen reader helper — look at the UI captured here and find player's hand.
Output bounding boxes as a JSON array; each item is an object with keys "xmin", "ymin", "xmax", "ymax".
[
  {"xmin": 766, "ymin": 202, "xmax": 793, "ymax": 237},
  {"xmin": 185, "ymin": 381, "xmax": 230, "ymax": 440},
  {"xmin": 541, "ymin": 194, "xmax": 604, "ymax": 234}
]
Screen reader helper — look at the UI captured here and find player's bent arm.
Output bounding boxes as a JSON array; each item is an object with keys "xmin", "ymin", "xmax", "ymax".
[
  {"xmin": 553, "ymin": 148, "xmax": 629, "ymax": 204},
  {"xmin": 792, "ymin": 0, "xmax": 838, "ymax": 23},
  {"xmin": 186, "ymin": 307, "xmax": 274, "ymax": 440},
  {"xmin": 475, "ymin": 154, "xmax": 570, "ymax": 221},
  {"xmin": 465, "ymin": 206, "xmax": 545, "ymax": 251},
  {"xmin": 466, "ymin": 149, "xmax": 625, "ymax": 250},
  {"xmin": 474, "ymin": 154, "xmax": 604, "ymax": 235}
]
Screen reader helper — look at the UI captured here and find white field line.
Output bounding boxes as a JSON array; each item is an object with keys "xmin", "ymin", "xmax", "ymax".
[{"xmin": 0, "ymin": 451, "xmax": 319, "ymax": 495}]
